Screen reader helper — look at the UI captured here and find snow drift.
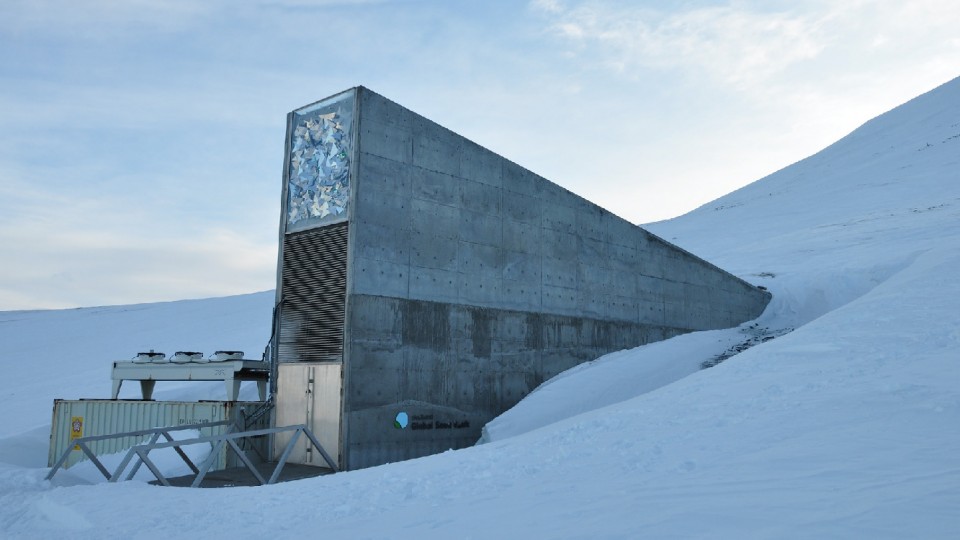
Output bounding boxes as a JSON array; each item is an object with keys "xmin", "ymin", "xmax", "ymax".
[{"xmin": 0, "ymin": 76, "xmax": 958, "ymax": 538}]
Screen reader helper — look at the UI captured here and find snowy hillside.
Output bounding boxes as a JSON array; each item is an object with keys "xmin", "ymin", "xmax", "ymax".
[
  {"xmin": 1, "ymin": 76, "xmax": 958, "ymax": 538},
  {"xmin": 0, "ymin": 293, "xmax": 274, "ymax": 451}
]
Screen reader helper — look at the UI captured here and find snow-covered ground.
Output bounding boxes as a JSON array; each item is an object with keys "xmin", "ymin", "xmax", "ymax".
[{"xmin": 1, "ymin": 76, "xmax": 958, "ymax": 538}]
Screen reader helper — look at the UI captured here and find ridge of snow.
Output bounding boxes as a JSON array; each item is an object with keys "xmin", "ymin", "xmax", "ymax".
[{"xmin": 0, "ymin": 76, "xmax": 958, "ymax": 538}]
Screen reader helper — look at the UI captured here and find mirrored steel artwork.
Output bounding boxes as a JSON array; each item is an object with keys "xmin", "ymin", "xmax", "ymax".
[{"xmin": 287, "ymin": 95, "xmax": 354, "ymax": 227}]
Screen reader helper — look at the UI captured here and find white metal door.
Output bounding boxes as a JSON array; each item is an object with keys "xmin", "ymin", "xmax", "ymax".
[{"xmin": 274, "ymin": 362, "xmax": 342, "ymax": 467}]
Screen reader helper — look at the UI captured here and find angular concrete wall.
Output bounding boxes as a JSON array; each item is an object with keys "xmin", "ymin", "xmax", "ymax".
[{"xmin": 336, "ymin": 88, "xmax": 771, "ymax": 470}]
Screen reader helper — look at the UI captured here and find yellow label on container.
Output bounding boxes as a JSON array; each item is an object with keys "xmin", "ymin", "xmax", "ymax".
[{"xmin": 70, "ymin": 416, "xmax": 83, "ymax": 450}]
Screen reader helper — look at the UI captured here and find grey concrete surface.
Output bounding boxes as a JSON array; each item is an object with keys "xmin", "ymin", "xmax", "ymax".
[{"xmin": 276, "ymin": 87, "xmax": 771, "ymax": 471}]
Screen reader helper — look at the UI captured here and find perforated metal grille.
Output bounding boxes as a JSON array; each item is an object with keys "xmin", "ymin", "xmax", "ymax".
[{"xmin": 278, "ymin": 222, "xmax": 349, "ymax": 362}]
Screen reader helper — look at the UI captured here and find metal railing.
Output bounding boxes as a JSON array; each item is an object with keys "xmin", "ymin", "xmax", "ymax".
[
  {"xmin": 46, "ymin": 420, "xmax": 236, "ymax": 482},
  {"xmin": 46, "ymin": 421, "xmax": 337, "ymax": 487}
]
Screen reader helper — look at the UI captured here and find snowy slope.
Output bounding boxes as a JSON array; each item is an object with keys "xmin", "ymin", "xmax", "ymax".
[
  {"xmin": 484, "ymin": 76, "xmax": 960, "ymax": 445},
  {"xmin": 1, "ymin": 76, "xmax": 959, "ymax": 538},
  {"xmin": 0, "ymin": 292, "xmax": 274, "ymax": 465}
]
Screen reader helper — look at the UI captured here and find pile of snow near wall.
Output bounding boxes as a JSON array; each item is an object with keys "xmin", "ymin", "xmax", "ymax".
[{"xmin": 0, "ymin": 76, "xmax": 957, "ymax": 538}]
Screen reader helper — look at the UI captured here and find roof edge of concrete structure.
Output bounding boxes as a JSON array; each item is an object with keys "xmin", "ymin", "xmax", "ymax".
[
  {"xmin": 348, "ymin": 84, "xmax": 771, "ymax": 300},
  {"xmin": 273, "ymin": 85, "xmax": 773, "ymax": 471}
]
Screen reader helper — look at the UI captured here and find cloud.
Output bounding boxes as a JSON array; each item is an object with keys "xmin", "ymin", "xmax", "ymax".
[
  {"xmin": 531, "ymin": 0, "xmax": 565, "ymax": 14},
  {"xmin": 1, "ymin": 0, "xmax": 216, "ymax": 38},
  {"xmin": 3, "ymin": 0, "xmax": 957, "ymax": 310},
  {"xmin": 0, "ymin": 213, "xmax": 278, "ymax": 310},
  {"xmin": 531, "ymin": 0, "xmax": 960, "ymax": 93},
  {"xmin": 528, "ymin": 0, "xmax": 960, "ymax": 204},
  {"xmin": 531, "ymin": 1, "xmax": 828, "ymax": 89},
  {"xmin": 0, "ymin": 160, "xmax": 278, "ymax": 310},
  {"xmin": 254, "ymin": 0, "xmax": 402, "ymax": 6}
]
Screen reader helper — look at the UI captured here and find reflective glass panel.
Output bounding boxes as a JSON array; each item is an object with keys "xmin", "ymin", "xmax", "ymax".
[{"xmin": 286, "ymin": 91, "xmax": 354, "ymax": 229}]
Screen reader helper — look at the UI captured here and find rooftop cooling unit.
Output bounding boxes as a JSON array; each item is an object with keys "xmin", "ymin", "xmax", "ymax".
[
  {"xmin": 212, "ymin": 351, "xmax": 244, "ymax": 362},
  {"xmin": 133, "ymin": 351, "xmax": 166, "ymax": 364},
  {"xmin": 170, "ymin": 351, "xmax": 203, "ymax": 364}
]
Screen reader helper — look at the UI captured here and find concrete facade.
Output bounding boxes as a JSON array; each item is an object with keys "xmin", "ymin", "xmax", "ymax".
[{"xmin": 274, "ymin": 87, "xmax": 771, "ymax": 471}]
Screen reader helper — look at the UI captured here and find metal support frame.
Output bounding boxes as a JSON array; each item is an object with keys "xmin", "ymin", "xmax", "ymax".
[
  {"xmin": 111, "ymin": 360, "xmax": 269, "ymax": 401},
  {"xmin": 47, "ymin": 422, "xmax": 336, "ymax": 487},
  {"xmin": 46, "ymin": 420, "xmax": 234, "ymax": 482}
]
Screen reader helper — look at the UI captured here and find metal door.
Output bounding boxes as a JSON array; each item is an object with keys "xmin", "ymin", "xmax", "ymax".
[{"xmin": 274, "ymin": 362, "xmax": 342, "ymax": 467}]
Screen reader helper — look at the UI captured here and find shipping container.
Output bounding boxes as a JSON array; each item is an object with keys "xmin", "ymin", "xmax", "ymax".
[{"xmin": 49, "ymin": 399, "xmax": 270, "ymax": 471}]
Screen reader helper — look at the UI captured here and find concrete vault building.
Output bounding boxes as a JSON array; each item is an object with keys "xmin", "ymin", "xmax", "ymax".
[{"xmin": 271, "ymin": 87, "xmax": 771, "ymax": 471}]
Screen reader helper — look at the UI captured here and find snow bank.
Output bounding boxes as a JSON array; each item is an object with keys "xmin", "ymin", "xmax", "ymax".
[{"xmin": 0, "ymin": 76, "xmax": 958, "ymax": 538}]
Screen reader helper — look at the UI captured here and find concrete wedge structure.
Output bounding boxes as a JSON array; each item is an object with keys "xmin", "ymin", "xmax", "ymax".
[{"xmin": 272, "ymin": 87, "xmax": 771, "ymax": 470}]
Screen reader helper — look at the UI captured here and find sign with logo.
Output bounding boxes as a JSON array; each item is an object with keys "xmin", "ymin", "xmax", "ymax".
[{"xmin": 70, "ymin": 416, "xmax": 84, "ymax": 450}]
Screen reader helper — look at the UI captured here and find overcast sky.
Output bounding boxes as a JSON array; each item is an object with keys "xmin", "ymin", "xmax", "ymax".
[{"xmin": 1, "ymin": 0, "xmax": 958, "ymax": 310}]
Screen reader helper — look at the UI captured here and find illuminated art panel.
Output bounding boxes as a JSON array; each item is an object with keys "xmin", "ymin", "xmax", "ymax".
[{"xmin": 286, "ymin": 91, "xmax": 355, "ymax": 230}]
